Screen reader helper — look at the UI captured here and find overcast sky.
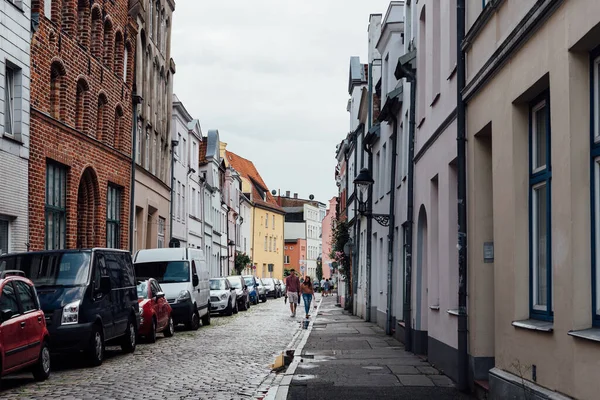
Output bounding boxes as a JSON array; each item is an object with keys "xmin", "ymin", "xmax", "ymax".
[{"xmin": 171, "ymin": 0, "xmax": 392, "ymax": 205}]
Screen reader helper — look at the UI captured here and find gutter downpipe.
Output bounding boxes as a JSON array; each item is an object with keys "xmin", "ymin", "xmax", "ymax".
[
  {"xmin": 386, "ymin": 112, "xmax": 398, "ymax": 336},
  {"xmin": 457, "ymin": 0, "xmax": 469, "ymax": 392},
  {"xmin": 365, "ymin": 63, "xmax": 373, "ymax": 323},
  {"xmin": 169, "ymin": 142, "xmax": 176, "ymax": 242},
  {"xmin": 353, "ymin": 128, "xmax": 360, "ymax": 315},
  {"xmin": 129, "ymin": 45, "xmax": 142, "ymax": 253},
  {"xmin": 397, "ymin": 60, "xmax": 416, "ymax": 353}
]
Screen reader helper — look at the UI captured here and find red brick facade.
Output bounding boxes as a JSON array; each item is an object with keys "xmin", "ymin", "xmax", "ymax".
[{"xmin": 29, "ymin": 0, "xmax": 137, "ymax": 251}]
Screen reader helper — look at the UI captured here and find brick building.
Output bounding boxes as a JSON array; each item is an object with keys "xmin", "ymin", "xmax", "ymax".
[{"xmin": 28, "ymin": 0, "xmax": 137, "ymax": 250}]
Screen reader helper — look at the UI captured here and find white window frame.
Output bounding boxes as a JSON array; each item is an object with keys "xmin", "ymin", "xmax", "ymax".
[
  {"xmin": 158, "ymin": 217, "xmax": 165, "ymax": 248},
  {"xmin": 531, "ymin": 100, "xmax": 548, "ymax": 174},
  {"xmin": 4, "ymin": 65, "xmax": 15, "ymax": 136}
]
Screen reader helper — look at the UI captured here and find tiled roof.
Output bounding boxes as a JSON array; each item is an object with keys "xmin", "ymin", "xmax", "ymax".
[
  {"xmin": 199, "ymin": 139, "xmax": 208, "ymax": 165},
  {"xmin": 226, "ymin": 151, "xmax": 284, "ymax": 214}
]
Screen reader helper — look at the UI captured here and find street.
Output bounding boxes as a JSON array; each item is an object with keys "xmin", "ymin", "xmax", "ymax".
[{"xmin": 0, "ymin": 298, "xmax": 297, "ymax": 399}]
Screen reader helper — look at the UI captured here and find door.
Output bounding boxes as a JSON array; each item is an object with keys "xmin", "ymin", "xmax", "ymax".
[
  {"xmin": 152, "ymin": 281, "xmax": 167, "ymax": 330},
  {"xmin": 14, "ymin": 280, "xmax": 44, "ymax": 363},
  {"xmin": 191, "ymin": 260, "xmax": 201, "ymax": 307},
  {"xmin": 106, "ymin": 252, "xmax": 127, "ymax": 337},
  {"xmin": 0, "ymin": 282, "xmax": 26, "ymax": 371},
  {"xmin": 92, "ymin": 254, "xmax": 114, "ymax": 339}
]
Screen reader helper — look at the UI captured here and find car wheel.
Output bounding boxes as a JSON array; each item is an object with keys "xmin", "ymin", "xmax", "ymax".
[
  {"xmin": 225, "ymin": 299, "xmax": 233, "ymax": 316},
  {"xmin": 32, "ymin": 341, "xmax": 51, "ymax": 381},
  {"xmin": 163, "ymin": 316, "xmax": 175, "ymax": 337},
  {"xmin": 148, "ymin": 318, "xmax": 157, "ymax": 343},
  {"xmin": 246, "ymin": 297, "xmax": 250, "ymax": 310},
  {"xmin": 240, "ymin": 298, "xmax": 247, "ymax": 311},
  {"xmin": 201, "ymin": 308, "xmax": 211, "ymax": 326},
  {"xmin": 187, "ymin": 309, "xmax": 200, "ymax": 330},
  {"xmin": 262, "ymin": 295, "xmax": 267, "ymax": 303},
  {"xmin": 88, "ymin": 325, "xmax": 104, "ymax": 366},
  {"xmin": 233, "ymin": 300, "xmax": 239, "ymax": 314},
  {"xmin": 253, "ymin": 295, "xmax": 259, "ymax": 305},
  {"xmin": 121, "ymin": 317, "xmax": 137, "ymax": 353}
]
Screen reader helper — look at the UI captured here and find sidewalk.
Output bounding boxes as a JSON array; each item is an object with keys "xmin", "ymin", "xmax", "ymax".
[{"xmin": 281, "ymin": 295, "xmax": 473, "ymax": 400}]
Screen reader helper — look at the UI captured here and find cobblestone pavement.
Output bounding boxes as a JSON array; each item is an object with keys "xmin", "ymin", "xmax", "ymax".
[{"xmin": 0, "ymin": 297, "xmax": 300, "ymax": 399}]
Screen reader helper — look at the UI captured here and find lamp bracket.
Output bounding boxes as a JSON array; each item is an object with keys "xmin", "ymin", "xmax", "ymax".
[{"xmin": 372, "ymin": 214, "xmax": 391, "ymax": 227}]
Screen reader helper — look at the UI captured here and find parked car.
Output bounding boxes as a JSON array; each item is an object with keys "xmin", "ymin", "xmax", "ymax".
[
  {"xmin": 209, "ymin": 278, "xmax": 237, "ymax": 316},
  {"xmin": 243, "ymin": 275, "xmax": 260, "ymax": 305},
  {"xmin": 134, "ymin": 248, "xmax": 210, "ymax": 330},
  {"xmin": 262, "ymin": 278, "xmax": 279, "ymax": 298},
  {"xmin": 226, "ymin": 276, "xmax": 250, "ymax": 311},
  {"xmin": 256, "ymin": 278, "xmax": 268, "ymax": 303},
  {"xmin": 280, "ymin": 280, "xmax": 287, "ymax": 294},
  {"xmin": 0, "ymin": 249, "xmax": 139, "ymax": 366},
  {"xmin": 274, "ymin": 279, "xmax": 283, "ymax": 297},
  {"xmin": 0, "ymin": 271, "xmax": 51, "ymax": 382},
  {"xmin": 137, "ymin": 278, "xmax": 174, "ymax": 343}
]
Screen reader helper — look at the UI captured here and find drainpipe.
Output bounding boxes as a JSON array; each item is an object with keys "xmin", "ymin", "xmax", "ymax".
[
  {"xmin": 169, "ymin": 140, "xmax": 177, "ymax": 242},
  {"xmin": 396, "ymin": 56, "xmax": 416, "ymax": 352},
  {"xmin": 129, "ymin": 96, "xmax": 139, "ymax": 253},
  {"xmin": 365, "ymin": 143, "xmax": 373, "ymax": 322},
  {"xmin": 386, "ymin": 116, "xmax": 398, "ymax": 336},
  {"xmin": 457, "ymin": 0, "xmax": 469, "ymax": 392}
]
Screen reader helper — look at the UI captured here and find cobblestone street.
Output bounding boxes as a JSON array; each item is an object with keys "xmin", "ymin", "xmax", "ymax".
[{"xmin": 0, "ymin": 298, "xmax": 298, "ymax": 399}]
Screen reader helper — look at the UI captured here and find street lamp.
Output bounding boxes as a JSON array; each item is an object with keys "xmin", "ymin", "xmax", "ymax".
[{"xmin": 354, "ymin": 168, "xmax": 391, "ymax": 227}]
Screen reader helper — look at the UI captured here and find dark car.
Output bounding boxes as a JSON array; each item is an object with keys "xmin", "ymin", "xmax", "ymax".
[
  {"xmin": 0, "ymin": 272, "xmax": 51, "ymax": 382},
  {"xmin": 226, "ymin": 276, "xmax": 250, "ymax": 311},
  {"xmin": 242, "ymin": 275, "xmax": 260, "ymax": 305},
  {"xmin": 137, "ymin": 278, "xmax": 174, "ymax": 343},
  {"xmin": 0, "ymin": 249, "xmax": 139, "ymax": 366},
  {"xmin": 262, "ymin": 278, "xmax": 279, "ymax": 298}
]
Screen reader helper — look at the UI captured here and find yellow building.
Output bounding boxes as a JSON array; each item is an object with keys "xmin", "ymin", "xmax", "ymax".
[{"xmin": 225, "ymin": 151, "xmax": 285, "ymax": 279}]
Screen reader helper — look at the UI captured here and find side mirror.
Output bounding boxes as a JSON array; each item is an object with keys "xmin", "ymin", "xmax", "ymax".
[
  {"xmin": 255, "ymin": 283, "xmax": 260, "ymax": 288},
  {"xmin": 100, "ymin": 276, "xmax": 111, "ymax": 294},
  {"xmin": 243, "ymin": 285, "xmax": 248, "ymax": 291},
  {"xmin": 192, "ymin": 274, "xmax": 199, "ymax": 287},
  {"xmin": 156, "ymin": 291, "xmax": 165, "ymax": 299},
  {"xmin": 0, "ymin": 309, "xmax": 14, "ymax": 323},
  {"xmin": 230, "ymin": 288, "xmax": 236, "ymax": 291}
]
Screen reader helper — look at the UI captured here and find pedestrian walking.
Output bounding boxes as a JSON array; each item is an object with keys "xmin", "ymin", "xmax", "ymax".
[
  {"xmin": 323, "ymin": 278, "xmax": 330, "ymax": 297},
  {"xmin": 320, "ymin": 278, "xmax": 326, "ymax": 293},
  {"xmin": 285, "ymin": 269, "xmax": 301, "ymax": 317},
  {"xmin": 301, "ymin": 276, "xmax": 315, "ymax": 319}
]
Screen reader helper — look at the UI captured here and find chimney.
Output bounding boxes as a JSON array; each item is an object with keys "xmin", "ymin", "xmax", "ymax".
[
  {"xmin": 294, "ymin": 193, "xmax": 298, "ymax": 199},
  {"xmin": 286, "ymin": 191, "xmax": 291, "ymax": 198}
]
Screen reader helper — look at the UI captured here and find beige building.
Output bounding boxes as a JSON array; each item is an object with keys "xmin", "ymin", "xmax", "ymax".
[
  {"xmin": 129, "ymin": 0, "xmax": 175, "ymax": 252},
  {"xmin": 464, "ymin": 1, "xmax": 600, "ymax": 398}
]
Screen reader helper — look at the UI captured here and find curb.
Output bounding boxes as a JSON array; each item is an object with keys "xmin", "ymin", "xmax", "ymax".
[{"xmin": 263, "ymin": 296, "xmax": 325, "ymax": 400}]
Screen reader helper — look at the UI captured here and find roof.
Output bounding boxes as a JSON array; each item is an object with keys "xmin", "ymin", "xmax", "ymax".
[
  {"xmin": 206, "ymin": 130, "xmax": 220, "ymax": 160},
  {"xmin": 348, "ymin": 56, "xmax": 367, "ymax": 94},
  {"xmin": 225, "ymin": 151, "xmax": 285, "ymax": 214},
  {"xmin": 199, "ymin": 139, "xmax": 208, "ymax": 165},
  {"xmin": 282, "ymin": 206, "xmax": 304, "ymax": 213}
]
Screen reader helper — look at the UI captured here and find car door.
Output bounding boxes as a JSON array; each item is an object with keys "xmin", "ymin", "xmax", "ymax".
[
  {"xmin": 0, "ymin": 281, "xmax": 26, "ymax": 371},
  {"xmin": 152, "ymin": 280, "xmax": 167, "ymax": 330},
  {"xmin": 106, "ymin": 252, "xmax": 127, "ymax": 337},
  {"xmin": 92, "ymin": 253, "xmax": 114, "ymax": 339},
  {"xmin": 13, "ymin": 280, "xmax": 45, "ymax": 364}
]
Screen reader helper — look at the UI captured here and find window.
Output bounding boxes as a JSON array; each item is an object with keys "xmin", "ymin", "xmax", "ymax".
[
  {"xmin": 44, "ymin": 0, "xmax": 52, "ymax": 19},
  {"xmin": 529, "ymin": 94, "xmax": 552, "ymax": 320},
  {"xmin": 183, "ymin": 138, "xmax": 187, "ymax": 166},
  {"xmin": 97, "ymin": 94, "xmax": 108, "ymax": 141},
  {"xmin": 382, "ymin": 143, "xmax": 387, "ymax": 195},
  {"xmin": 106, "ymin": 185, "xmax": 121, "ymax": 248},
  {"xmin": 266, "ymin": 213, "xmax": 269, "ymax": 228},
  {"xmin": 4, "ymin": 65, "xmax": 15, "ymax": 135},
  {"xmin": 136, "ymin": 127, "xmax": 142, "ymax": 164},
  {"xmin": 272, "ymin": 215, "xmax": 275, "ymax": 230},
  {"xmin": 0, "ymin": 283, "xmax": 19, "ymax": 318},
  {"xmin": 15, "ymin": 281, "xmax": 37, "ymax": 313},
  {"xmin": 192, "ymin": 141, "xmax": 197, "ymax": 168},
  {"xmin": 152, "ymin": 135, "xmax": 157, "ymax": 175},
  {"xmin": 123, "ymin": 46, "xmax": 129, "ymax": 83},
  {"xmin": 148, "ymin": 1, "xmax": 153, "ymax": 39},
  {"xmin": 592, "ymin": 53, "xmax": 600, "ymax": 325},
  {"xmin": 192, "ymin": 188, "xmax": 196, "ymax": 217},
  {"xmin": 0, "ymin": 219, "xmax": 8, "ymax": 254},
  {"xmin": 182, "ymin": 185, "xmax": 186, "ymax": 223},
  {"xmin": 284, "ymin": 255, "xmax": 290, "ymax": 264},
  {"xmin": 177, "ymin": 181, "xmax": 181, "ymax": 221},
  {"xmin": 45, "ymin": 162, "xmax": 67, "ymax": 250},
  {"xmin": 264, "ymin": 236, "xmax": 267, "ymax": 251},
  {"xmin": 158, "ymin": 217, "xmax": 165, "ymax": 248},
  {"xmin": 145, "ymin": 130, "xmax": 150, "ymax": 169}
]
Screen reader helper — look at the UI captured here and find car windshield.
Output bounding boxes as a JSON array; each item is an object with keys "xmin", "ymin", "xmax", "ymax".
[
  {"xmin": 210, "ymin": 279, "xmax": 226, "ymax": 290},
  {"xmin": 137, "ymin": 281, "xmax": 149, "ymax": 298},
  {"xmin": 134, "ymin": 261, "xmax": 190, "ymax": 283},
  {"xmin": 0, "ymin": 251, "xmax": 91, "ymax": 287},
  {"xmin": 243, "ymin": 277, "xmax": 254, "ymax": 286},
  {"xmin": 263, "ymin": 278, "xmax": 273, "ymax": 285},
  {"xmin": 227, "ymin": 278, "xmax": 241, "ymax": 289}
]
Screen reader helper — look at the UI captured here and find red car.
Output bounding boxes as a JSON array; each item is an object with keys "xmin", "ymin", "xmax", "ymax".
[
  {"xmin": 0, "ymin": 271, "xmax": 50, "ymax": 382},
  {"xmin": 137, "ymin": 278, "xmax": 174, "ymax": 342}
]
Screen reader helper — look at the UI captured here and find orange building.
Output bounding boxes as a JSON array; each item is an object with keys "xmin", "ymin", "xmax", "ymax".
[{"xmin": 284, "ymin": 238, "xmax": 306, "ymax": 276}]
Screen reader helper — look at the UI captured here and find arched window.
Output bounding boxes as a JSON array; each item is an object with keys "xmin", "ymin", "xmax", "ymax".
[
  {"xmin": 103, "ymin": 18, "xmax": 114, "ymax": 69},
  {"xmin": 77, "ymin": 0, "xmax": 91, "ymax": 48},
  {"xmin": 90, "ymin": 6, "xmax": 103, "ymax": 59},
  {"xmin": 62, "ymin": 0, "xmax": 76, "ymax": 36},
  {"xmin": 50, "ymin": 60, "xmax": 66, "ymax": 120},
  {"xmin": 114, "ymin": 31, "xmax": 124, "ymax": 77},
  {"xmin": 96, "ymin": 92, "xmax": 108, "ymax": 141},
  {"xmin": 123, "ymin": 43, "xmax": 131, "ymax": 83},
  {"xmin": 75, "ymin": 77, "xmax": 90, "ymax": 133},
  {"xmin": 113, "ymin": 105, "xmax": 124, "ymax": 149}
]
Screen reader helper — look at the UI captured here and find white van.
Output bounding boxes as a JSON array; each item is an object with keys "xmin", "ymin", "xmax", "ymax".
[{"xmin": 133, "ymin": 248, "xmax": 210, "ymax": 330}]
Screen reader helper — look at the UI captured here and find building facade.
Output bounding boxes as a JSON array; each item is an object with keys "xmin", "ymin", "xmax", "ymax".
[
  {"xmin": 321, "ymin": 197, "xmax": 338, "ymax": 280},
  {"xmin": 464, "ymin": 1, "xmax": 600, "ymax": 398},
  {"xmin": 29, "ymin": 0, "xmax": 136, "ymax": 251},
  {"xmin": 130, "ymin": 0, "xmax": 174, "ymax": 253},
  {"xmin": 282, "ymin": 204, "xmax": 320, "ymax": 279},
  {"xmin": 226, "ymin": 151, "xmax": 285, "ymax": 280},
  {"xmin": 0, "ymin": 0, "xmax": 32, "ymax": 254},
  {"xmin": 284, "ymin": 238, "xmax": 306, "ymax": 274}
]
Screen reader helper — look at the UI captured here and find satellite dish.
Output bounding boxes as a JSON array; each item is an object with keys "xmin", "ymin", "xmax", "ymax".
[
  {"xmin": 271, "ymin": 190, "xmax": 277, "ymax": 195},
  {"xmin": 309, "ymin": 194, "xmax": 315, "ymax": 200}
]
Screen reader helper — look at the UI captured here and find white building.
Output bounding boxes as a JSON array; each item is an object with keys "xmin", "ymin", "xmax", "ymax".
[
  {"xmin": 171, "ymin": 95, "xmax": 189, "ymax": 248},
  {"xmin": 283, "ymin": 203, "xmax": 321, "ymax": 279},
  {"xmin": 0, "ymin": 0, "xmax": 32, "ymax": 254}
]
